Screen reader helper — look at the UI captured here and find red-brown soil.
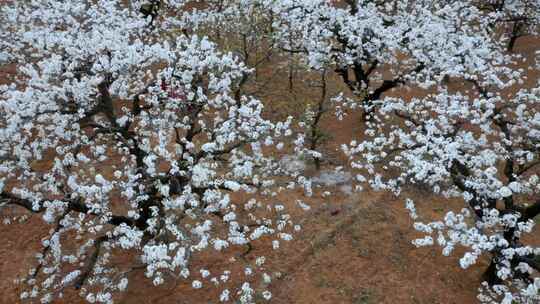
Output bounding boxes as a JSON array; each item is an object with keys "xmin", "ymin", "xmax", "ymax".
[{"xmin": 1, "ymin": 15, "xmax": 539, "ymax": 304}]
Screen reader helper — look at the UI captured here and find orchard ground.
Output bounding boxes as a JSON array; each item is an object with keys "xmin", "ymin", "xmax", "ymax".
[{"xmin": 1, "ymin": 25, "xmax": 539, "ymax": 304}]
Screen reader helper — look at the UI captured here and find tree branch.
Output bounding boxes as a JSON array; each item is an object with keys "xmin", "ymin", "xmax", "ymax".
[
  {"xmin": 1, "ymin": 192, "xmax": 135, "ymax": 227},
  {"xmin": 74, "ymin": 235, "xmax": 109, "ymax": 289}
]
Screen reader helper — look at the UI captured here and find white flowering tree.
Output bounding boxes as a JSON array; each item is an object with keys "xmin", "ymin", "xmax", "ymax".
[
  {"xmin": 474, "ymin": 0, "xmax": 540, "ymax": 51},
  {"xmin": 343, "ymin": 79, "xmax": 540, "ymax": 302},
  {"xmin": 2, "ymin": 0, "xmax": 539, "ymax": 303},
  {"xmin": 175, "ymin": 0, "xmax": 524, "ymax": 165},
  {"xmin": 268, "ymin": 0, "xmax": 519, "ymax": 121},
  {"xmin": 0, "ymin": 1, "xmax": 301, "ymax": 303}
]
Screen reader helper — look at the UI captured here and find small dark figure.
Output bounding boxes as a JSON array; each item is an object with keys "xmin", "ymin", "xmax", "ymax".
[
  {"xmin": 139, "ymin": 0, "xmax": 161, "ymax": 25},
  {"xmin": 330, "ymin": 209, "xmax": 341, "ymax": 216}
]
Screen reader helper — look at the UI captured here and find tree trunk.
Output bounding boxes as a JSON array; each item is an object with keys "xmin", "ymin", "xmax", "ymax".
[{"xmin": 483, "ymin": 259, "xmax": 502, "ymax": 286}]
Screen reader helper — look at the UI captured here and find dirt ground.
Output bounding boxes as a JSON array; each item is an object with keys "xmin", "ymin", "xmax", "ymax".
[
  {"xmin": 1, "ymin": 11, "xmax": 539, "ymax": 304},
  {"xmin": 0, "ymin": 112, "xmax": 487, "ymax": 304}
]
